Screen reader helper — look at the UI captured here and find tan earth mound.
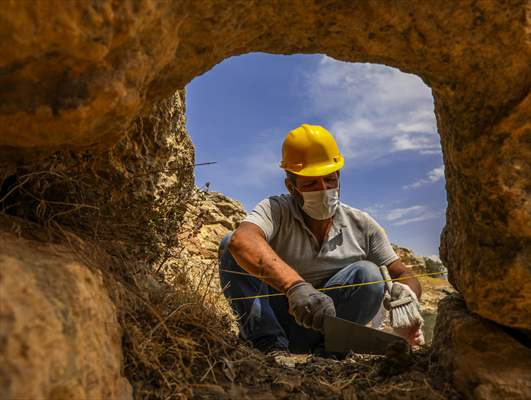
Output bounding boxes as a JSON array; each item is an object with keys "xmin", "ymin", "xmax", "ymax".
[
  {"xmin": 0, "ymin": 229, "xmax": 131, "ymax": 400},
  {"xmin": 1, "ymin": 1, "xmax": 530, "ymax": 398},
  {"xmin": 1, "ymin": 0, "xmax": 529, "ymax": 331},
  {"xmin": 432, "ymin": 294, "xmax": 531, "ymax": 400}
]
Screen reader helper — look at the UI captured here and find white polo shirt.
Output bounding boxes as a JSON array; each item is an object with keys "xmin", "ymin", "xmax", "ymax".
[{"xmin": 243, "ymin": 194, "xmax": 398, "ymax": 287}]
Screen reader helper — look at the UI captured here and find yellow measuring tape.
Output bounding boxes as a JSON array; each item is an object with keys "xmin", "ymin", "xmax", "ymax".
[{"xmin": 222, "ymin": 270, "xmax": 445, "ymax": 301}]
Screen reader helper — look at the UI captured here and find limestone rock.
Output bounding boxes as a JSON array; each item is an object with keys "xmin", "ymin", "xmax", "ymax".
[
  {"xmin": 1, "ymin": 91, "xmax": 195, "ymax": 266},
  {"xmin": 391, "ymin": 244, "xmax": 447, "ymax": 277},
  {"xmin": 0, "ymin": 0, "xmax": 529, "ymax": 330},
  {"xmin": 424, "ymin": 256, "xmax": 447, "ymax": 276},
  {"xmin": 0, "ymin": 232, "xmax": 132, "ymax": 400},
  {"xmin": 179, "ymin": 190, "xmax": 246, "ymax": 261},
  {"xmin": 392, "ymin": 244, "xmax": 427, "ymax": 273},
  {"xmin": 431, "ymin": 294, "xmax": 531, "ymax": 399}
]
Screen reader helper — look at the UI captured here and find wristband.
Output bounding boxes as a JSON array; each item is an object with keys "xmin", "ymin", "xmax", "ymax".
[{"xmin": 285, "ymin": 279, "xmax": 306, "ymax": 294}]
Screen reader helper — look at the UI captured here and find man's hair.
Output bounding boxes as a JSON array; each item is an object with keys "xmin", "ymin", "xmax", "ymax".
[
  {"xmin": 285, "ymin": 171, "xmax": 297, "ymax": 184},
  {"xmin": 285, "ymin": 170, "xmax": 340, "ymax": 184}
]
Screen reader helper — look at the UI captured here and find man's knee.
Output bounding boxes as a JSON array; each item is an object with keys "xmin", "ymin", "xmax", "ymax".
[
  {"xmin": 353, "ymin": 260, "xmax": 382, "ymax": 280},
  {"xmin": 218, "ymin": 231, "xmax": 234, "ymax": 262},
  {"xmin": 347, "ymin": 260, "xmax": 385, "ymax": 298}
]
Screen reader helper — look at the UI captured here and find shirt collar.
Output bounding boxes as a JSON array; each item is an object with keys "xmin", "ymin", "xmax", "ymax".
[{"xmin": 288, "ymin": 194, "xmax": 347, "ymax": 237}]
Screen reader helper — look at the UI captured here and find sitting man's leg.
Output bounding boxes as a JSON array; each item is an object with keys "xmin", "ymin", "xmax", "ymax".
[
  {"xmin": 273, "ymin": 261, "xmax": 385, "ymax": 354},
  {"xmin": 218, "ymin": 232, "xmax": 289, "ymax": 351},
  {"xmin": 268, "ymin": 293, "xmax": 323, "ymax": 354},
  {"xmin": 324, "ymin": 260, "xmax": 385, "ymax": 324}
]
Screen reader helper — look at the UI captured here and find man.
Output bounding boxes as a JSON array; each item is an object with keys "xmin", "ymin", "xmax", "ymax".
[{"xmin": 218, "ymin": 124, "xmax": 423, "ymax": 354}]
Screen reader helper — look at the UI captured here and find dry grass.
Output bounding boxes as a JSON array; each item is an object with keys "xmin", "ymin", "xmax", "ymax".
[{"xmin": 0, "ymin": 165, "xmax": 461, "ymax": 399}]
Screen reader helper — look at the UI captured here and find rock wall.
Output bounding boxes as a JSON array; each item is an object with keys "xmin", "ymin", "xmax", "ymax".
[
  {"xmin": 0, "ymin": 228, "xmax": 132, "ymax": 400},
  {"xmin": 0, "ymin": 0, "xmax": 529, "ymax": 330},
  {"xmin": 1, "ymin": 90, "xmax": 194, "ymax": 266},
  {"xmin": 179, "ymin": 189, "xmax": 247, "ymax": 261},
  {"xmin": 432, "ymin": 294, "xmax": 531, "ymax": 399},
  {"xmin": 0, "ymin": 90, "xmax": 196, "ymax": 398}
]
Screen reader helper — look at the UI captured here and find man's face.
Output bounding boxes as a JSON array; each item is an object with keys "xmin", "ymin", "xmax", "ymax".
[{"xmin": 286, "ymin": 171, "xmax": 339, "ymax": 194}]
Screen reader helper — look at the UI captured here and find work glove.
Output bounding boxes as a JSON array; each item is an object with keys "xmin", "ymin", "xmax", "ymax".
[
  {"xmin": 383, "ymin": 282, "xmax": 425, "ymax": 346},
  {"xmin": 286, "ymin": 281, "xmax": 336, "ymax": 332},
  {"xmin": 383, "ymin": 282, "xmax": 420, "ymax": 312}
]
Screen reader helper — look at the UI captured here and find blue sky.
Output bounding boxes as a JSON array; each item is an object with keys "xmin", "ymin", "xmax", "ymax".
[{"xmin": 185, "ymin": 53, "xmax": 446, "ymax": 257}]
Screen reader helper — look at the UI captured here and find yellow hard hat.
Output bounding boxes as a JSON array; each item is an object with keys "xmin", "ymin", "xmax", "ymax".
[{"xmin": 280, "ymin": 124, "xmax": 344, "ymax": 176}]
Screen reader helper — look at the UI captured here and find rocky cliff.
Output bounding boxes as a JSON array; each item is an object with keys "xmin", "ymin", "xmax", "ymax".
[
  {"xmin": 392, "ymin": 245, "xmax": 447, "ymax": 276},
  {"xmin": 1, "ymin": 1, "xmax": 530, "ymax": 399},
  {"xmin": 1, "ymin": 0, "xmax": 529, "ymax": 331}
]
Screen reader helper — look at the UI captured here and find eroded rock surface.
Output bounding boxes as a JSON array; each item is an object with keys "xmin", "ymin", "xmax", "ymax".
[
  {"xmin": 0, "ymin": 90, "xmax": 194, "ymax": 399},
  {"xmin": 179, "ymin": 189, "xmax": 246, "ymax": 261},
  {"xmin": 392, "ymin": 244, "xmax": 447, "ymax": 277},
  {"xmin": 1, "ymin": 0, "xmax": 529, "ymax": 330},
  {"xmin": 432, "ymin": 294, "xmax": 531, "ymax": 400},
  {"xmin": 0, "ymin": 231, "xmax": 132, "ymax": 400}
]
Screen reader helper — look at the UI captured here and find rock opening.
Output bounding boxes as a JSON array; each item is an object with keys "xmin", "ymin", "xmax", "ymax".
[{"xmin": 1, "ymin": 1, "xmax": 530, "ymax": 399}]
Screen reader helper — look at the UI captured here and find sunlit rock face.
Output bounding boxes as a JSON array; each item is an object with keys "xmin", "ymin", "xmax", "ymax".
[
  {"xmin": 0, "ymin": 0, "xmax": 529, "ymax": 334},
  {"xmin": 0, "ymin": 231, "xmax": 132, "ymax": 400},
  {"xmin": 432, "ymin": 295, "xmax": 531, "ymax": 400}
]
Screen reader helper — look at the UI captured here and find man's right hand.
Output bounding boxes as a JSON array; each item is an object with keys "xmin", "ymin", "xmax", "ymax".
[{"xmin": 286, "ymin": 281, "xmax": 336, "ymax": 332}]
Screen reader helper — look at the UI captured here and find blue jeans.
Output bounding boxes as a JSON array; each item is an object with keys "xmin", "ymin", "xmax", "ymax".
[{"xmin": 218, "ymin": 232, "xmax": 385, "ymax": 354}]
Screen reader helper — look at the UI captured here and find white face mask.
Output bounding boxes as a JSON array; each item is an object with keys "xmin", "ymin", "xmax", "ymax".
[{"xmin": 297, "ymin": 187, "xmax": 339, "ymax": 220}]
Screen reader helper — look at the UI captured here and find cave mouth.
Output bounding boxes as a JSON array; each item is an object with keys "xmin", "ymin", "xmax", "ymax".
[
  {"xmin": 1, "ymin": 2, "xmax": 529, "ymax": 398},
  {"xmin": 182, "ymin": 52, "xmax": 452, "ymax": 347},
  {"xmin": 0, "ymin": 1, "xmax": 528, "ymax": 331},
  {"xmin": 185, "ymin": 52, "xmax": 448, "ymax": 260}
]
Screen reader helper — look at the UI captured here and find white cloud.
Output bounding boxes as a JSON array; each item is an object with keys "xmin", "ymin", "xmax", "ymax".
[
  {"xmin": 385, "ymin": 205, "xmax": 427, "ymax": 221},
  {"xmin": 403, "ymin": 165, "xmax": 445, "ymax": 190},
  {"xmin": 364, "ymin": 203, "xmax": 442, "ymax": 226},
  {"xmin": 304, "ymin": 57, "xmax": 440, "ymax": 164},
  {"xmin": 419, "ymin": 149, "xmax": 442, "ymax": 155},
  {"xmin": 392, "ymin": 209, "xmax": 442, "ymax": 226},
  {"xmin": 428, "ymin": 166, "xmax": 445, "ymax": 181},
  {"xmin": 391, "ymin": 134, "xmax": 439, "ymax": 152}
]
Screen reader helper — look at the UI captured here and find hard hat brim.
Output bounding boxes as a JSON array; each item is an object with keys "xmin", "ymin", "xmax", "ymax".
[{"xmin": 283, "ymin": 155, "xmax": 344, "ymax": 177}]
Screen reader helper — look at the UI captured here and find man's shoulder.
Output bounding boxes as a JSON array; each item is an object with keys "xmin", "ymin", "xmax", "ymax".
[
  {"xmin": 265, "ymin": 193, "xmax": 292, "ymax": 203},
  {"xmin": 338, "ymin": 203, "xmax": 373, "ymax": 221},
  {"xmin": 251, "ymin": 194, "xmax": 294, "ymax": 215}
]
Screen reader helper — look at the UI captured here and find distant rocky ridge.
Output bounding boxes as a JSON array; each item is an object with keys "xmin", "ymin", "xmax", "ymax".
[
  {"xmin": 178, "ymin": 189, "xmax": 246, "ymax": 262},
  {"xmin": 391, "ymin": 245, "xmax": 447, "ymax": 277},
  {"xmin": 179, "ymin": 190, "xmax": 454, "ymax": 342},
  {"xmin": 181, "ymin": 190, "xmax": 448, "ymax": 277}
]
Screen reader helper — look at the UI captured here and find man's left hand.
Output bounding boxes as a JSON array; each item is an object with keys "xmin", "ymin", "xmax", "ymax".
[{"xmin": 394, "ymin": 324, "xmax": 425, "ymax": 346}]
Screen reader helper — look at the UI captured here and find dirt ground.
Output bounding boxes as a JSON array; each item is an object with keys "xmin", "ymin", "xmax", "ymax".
[
  {"xmin": 121, "ymin": 248, "xmax": 460, "ymax": 400},
  {"xmin": 188, "ymin": 343, "xmax": 461, "ymax": 400}
]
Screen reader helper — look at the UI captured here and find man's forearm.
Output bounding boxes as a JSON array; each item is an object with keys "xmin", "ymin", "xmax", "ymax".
[{"xmin": 228, "ymin": 223, "xmax": 303, "ymax": 292}]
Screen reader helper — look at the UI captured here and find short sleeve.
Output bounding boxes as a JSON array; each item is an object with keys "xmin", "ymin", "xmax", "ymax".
[
  {"xmin": 242, "ymin": 198, "xmax": 282, "ymax": 241},
  {"xmin": 364, "ymin": 212, "xmax": 399, "ymax": 266}
]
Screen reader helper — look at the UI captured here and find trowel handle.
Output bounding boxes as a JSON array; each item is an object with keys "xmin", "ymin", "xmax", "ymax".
[{"xmin": 379, "ymin": 265, "xmax": 393, "ymax": 293}]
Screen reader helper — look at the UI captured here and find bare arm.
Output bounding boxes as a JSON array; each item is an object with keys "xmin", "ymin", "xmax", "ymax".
[
  {"xmin": 228, "ymin": 222, "xmax": 304, "ymax": 292},
  {"xmin": 387, "ymin": 259, "xmax": 422, "ymax": 300}
]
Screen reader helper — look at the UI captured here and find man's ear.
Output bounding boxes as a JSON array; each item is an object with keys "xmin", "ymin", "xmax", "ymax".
[{"xmin": 285, "ymin": 178, "xmax": 294, "ymax": 195}]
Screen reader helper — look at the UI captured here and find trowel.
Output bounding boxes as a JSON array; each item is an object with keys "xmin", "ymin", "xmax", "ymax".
[{"xmin": 324, "ymin": 315, "xmax": 410, "ymax": 355}]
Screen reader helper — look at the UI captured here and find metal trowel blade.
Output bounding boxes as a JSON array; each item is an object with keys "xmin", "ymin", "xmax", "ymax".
[{"xmin": 324, "ymin": 315, "xmax": 409, "ymax": 355}]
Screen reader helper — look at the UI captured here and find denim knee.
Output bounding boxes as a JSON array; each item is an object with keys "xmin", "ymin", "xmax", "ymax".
[
  {"xmin": 353, "ymin": 260, "xmax": 385, "ymax": 297},
  {"xmin": 328, "ymin": 260, "xmax": 385, "ymax": 301},
  {"xmin": 218, "ymin": 231, "xmax": 233, "ymax": 263}
]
